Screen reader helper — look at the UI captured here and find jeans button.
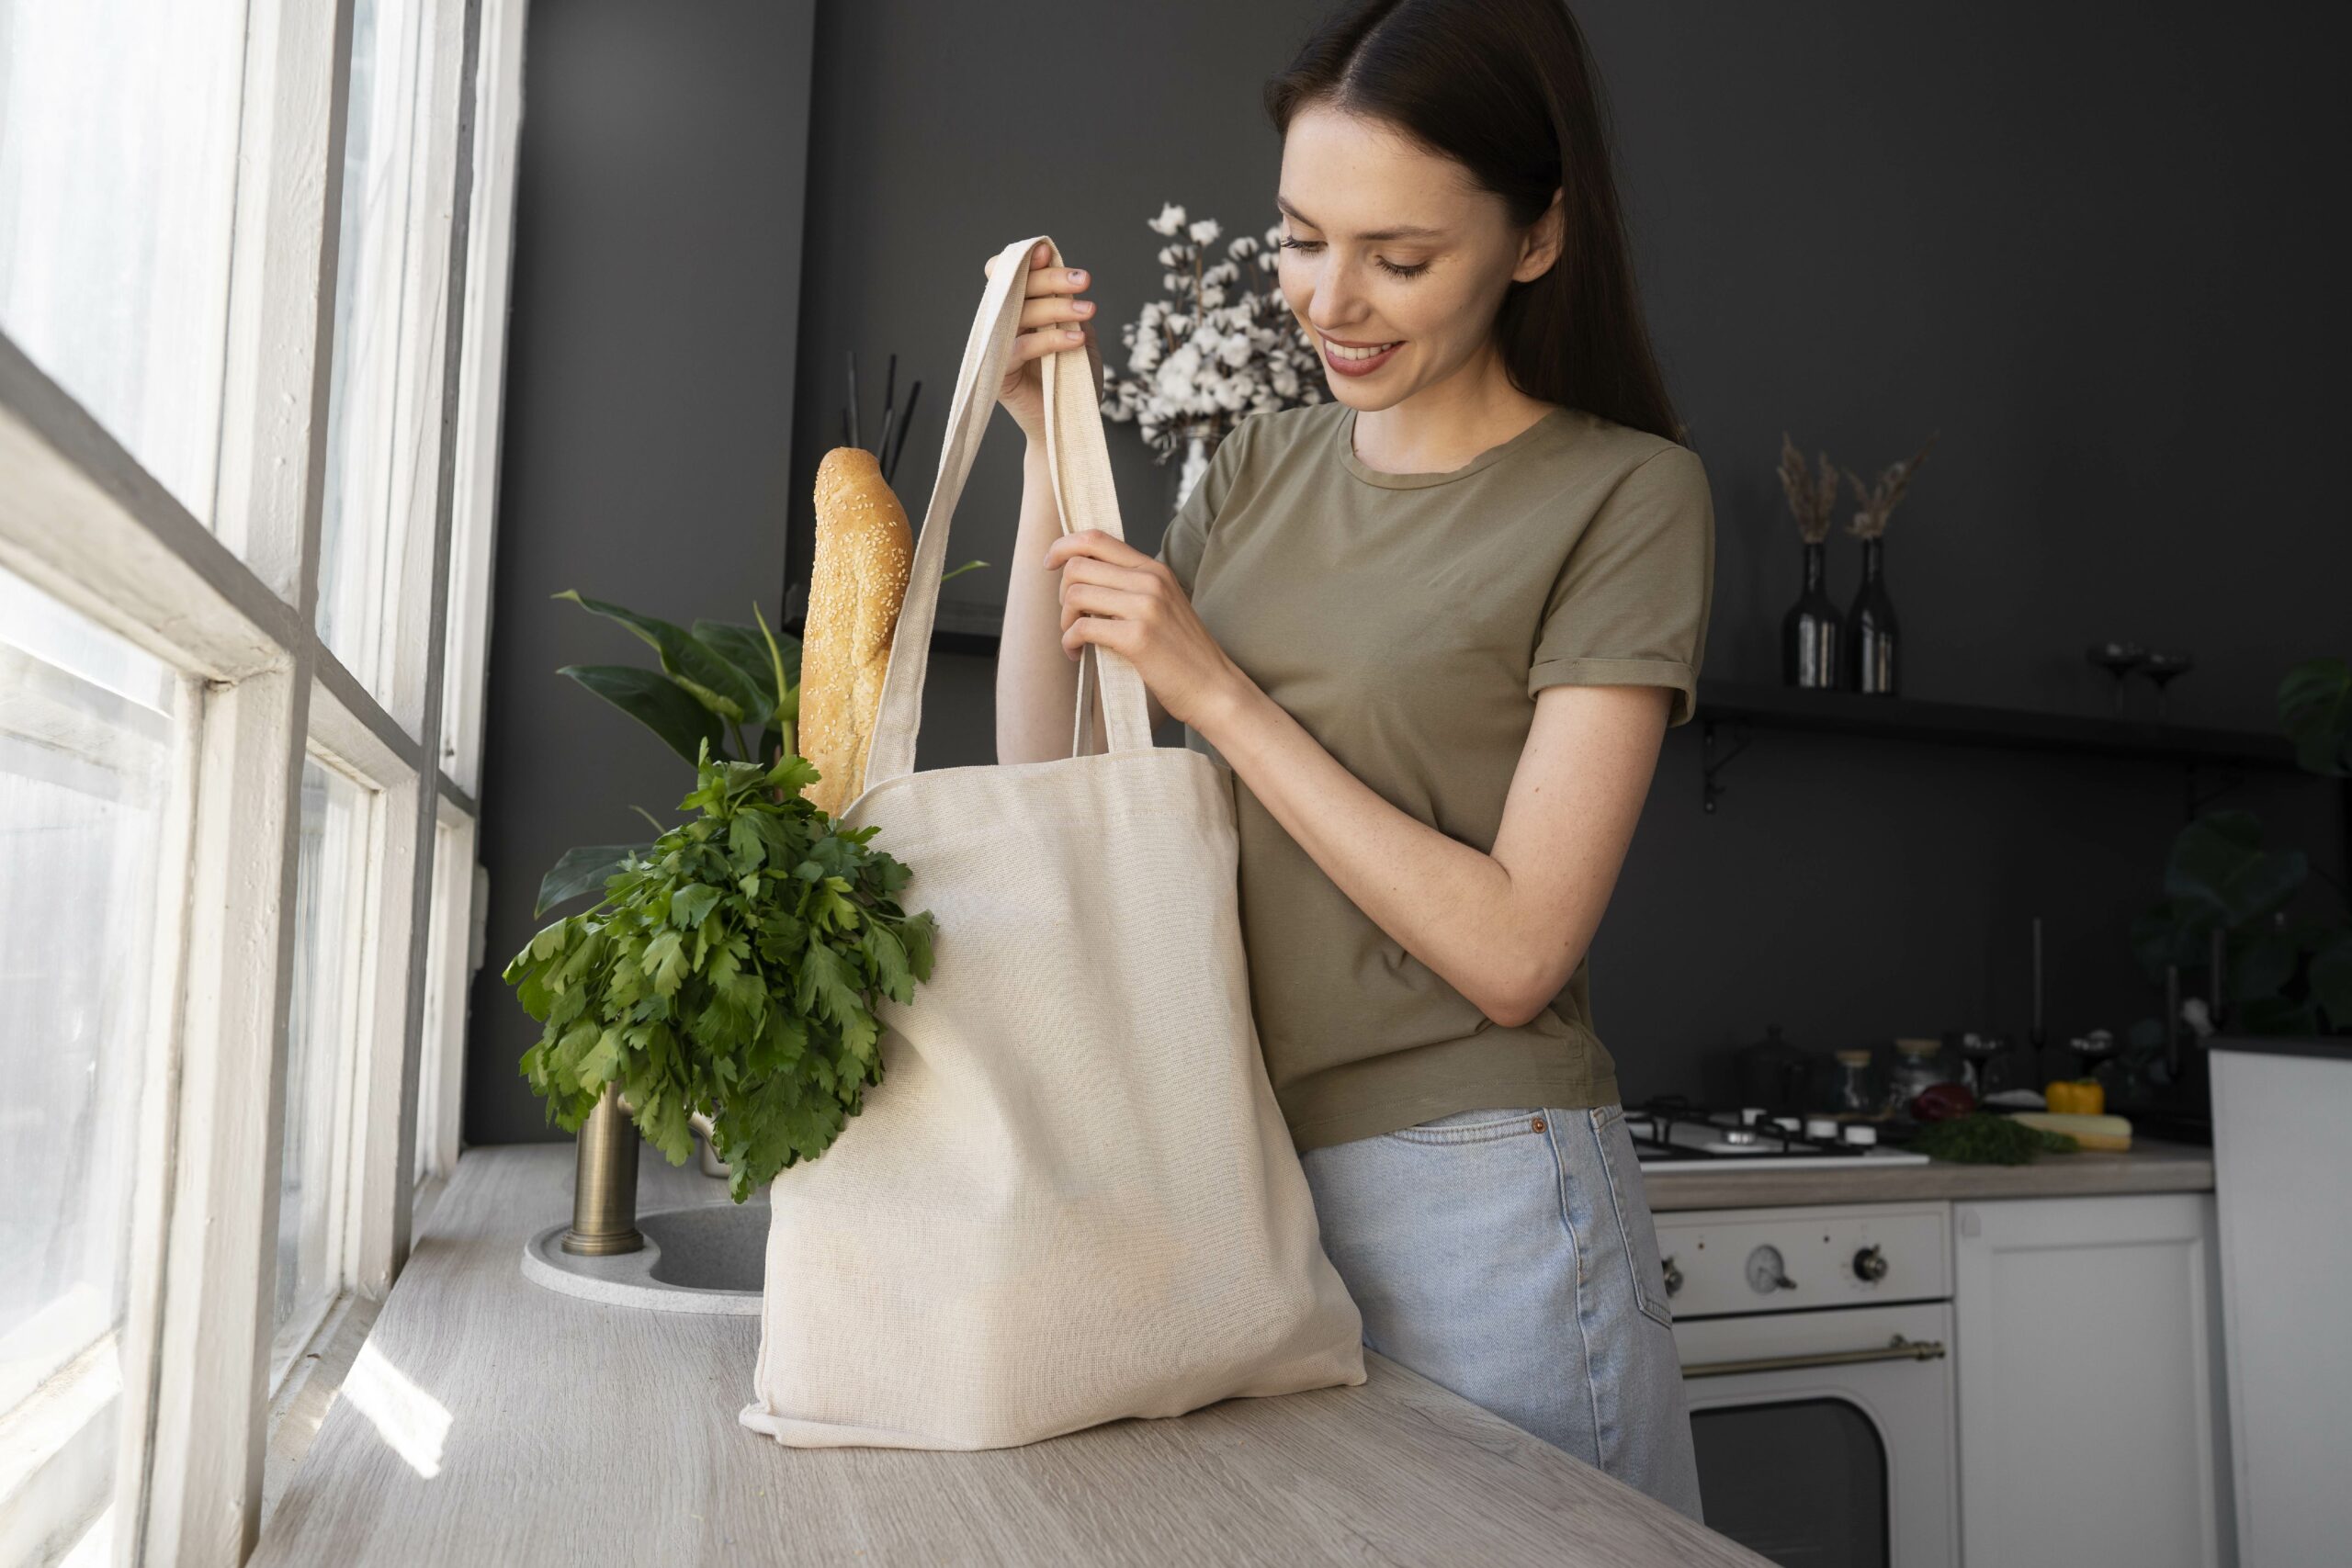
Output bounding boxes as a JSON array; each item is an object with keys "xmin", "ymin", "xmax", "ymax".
[{"xmin": 1531, "ymin": 1116, "xmax": 1545, "ymax": 1132}]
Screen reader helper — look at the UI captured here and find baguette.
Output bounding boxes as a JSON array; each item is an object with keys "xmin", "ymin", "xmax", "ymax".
[{"xmin": 800, "ymin": 446, "xmax": 912, "ymax": 818}]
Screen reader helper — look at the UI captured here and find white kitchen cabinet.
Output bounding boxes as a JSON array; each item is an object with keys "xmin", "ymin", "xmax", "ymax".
[{"xmin": 1951, "ymin": 1192, "xmax": 2233, "ymax": 1568}]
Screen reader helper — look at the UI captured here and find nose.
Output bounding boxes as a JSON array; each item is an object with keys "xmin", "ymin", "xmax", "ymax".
[{"xmin": 1301, "ymin": 254, "xmax": 1369, "ymax": 336}]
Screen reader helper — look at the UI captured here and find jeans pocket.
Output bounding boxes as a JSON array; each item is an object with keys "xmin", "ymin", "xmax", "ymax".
[
  {"xmin": 1587, "ymin": 1105, "xmax": 1678, "ymax": 1331},
  {"xmin": 1380, "ymin": 1107, "xmax": 1550, "ymax": 1145}
]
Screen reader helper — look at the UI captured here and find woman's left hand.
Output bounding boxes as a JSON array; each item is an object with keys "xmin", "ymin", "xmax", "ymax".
[{"xmin": 1043, "ymin": 528, "xmax": 1238, "ymax": 730}]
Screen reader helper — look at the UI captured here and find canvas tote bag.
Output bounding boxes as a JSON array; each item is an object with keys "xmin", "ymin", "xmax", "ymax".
[{"xmin": 739, "ymin": 234, "xmax": 1365, "ymax": 1451}]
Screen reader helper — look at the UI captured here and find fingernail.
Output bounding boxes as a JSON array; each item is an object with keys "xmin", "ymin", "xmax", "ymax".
[{"xmin": 1070, "ymin": 269, "xmax": 1086, "ymax": 283}]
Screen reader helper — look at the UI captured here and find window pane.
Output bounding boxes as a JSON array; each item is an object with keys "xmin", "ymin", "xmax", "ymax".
[
  {"xmin": 440, "ymin": 0, "xmax": 526, "ymax": 792},
  {"xmin": 415, "ymin": 818, "xmax": 472, "ymax": 1187},
  {"xmin": 317, "ymin": 0, "xmax": 453, "ymax": 723},
  {"xmin": 0, "ymin": 561, "xmax": 177, "ymax": 1547},
  {"xmin": 273, "ymin": 757, "xmax": 370, "ymax": 1382},
  {"xmin": 0, "ymin": 0, "xmax": 247, "ymax": 525}
]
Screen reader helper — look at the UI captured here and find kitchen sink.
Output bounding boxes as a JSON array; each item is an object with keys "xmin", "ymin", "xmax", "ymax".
[{"xmin": 520, "ymin": 1196, "xmax": 770, "ymax": 1314}]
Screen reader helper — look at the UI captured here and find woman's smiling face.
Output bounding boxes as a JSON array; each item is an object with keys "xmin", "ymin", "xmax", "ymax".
[{"xmin": 1273, "ymin": 102, "xmax": 1561, "ymax": 408}]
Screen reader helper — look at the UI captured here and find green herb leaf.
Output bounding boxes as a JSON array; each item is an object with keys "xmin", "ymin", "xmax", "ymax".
[{"xmin": 503, "ymin": 743, "xmax": 937, "ymax": 1200}]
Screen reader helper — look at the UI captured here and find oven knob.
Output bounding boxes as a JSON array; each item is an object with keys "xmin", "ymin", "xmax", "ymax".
[
  {"xmin": 1661, "ymin": 1254, "xmax": 1683, "ymax": 1297},
  {"xmin": 1853, "ymin": 1244, "xmax": 1889, "ymax": 1282},
  {"xmin": 1745, "ymin": 1244, "xmax": 1795, "ymax": 1293}
]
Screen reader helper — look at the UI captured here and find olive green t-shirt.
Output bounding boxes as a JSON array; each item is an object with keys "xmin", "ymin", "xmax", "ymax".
[{"xmin": 1152, "ymin": 399, "xmax": 1714, "ymax": 1154}]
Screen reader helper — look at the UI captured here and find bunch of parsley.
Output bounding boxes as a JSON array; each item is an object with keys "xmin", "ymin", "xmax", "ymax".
[{"xmin": 505, "ymin": 742, "xmax": 936, "ymax": 1203}]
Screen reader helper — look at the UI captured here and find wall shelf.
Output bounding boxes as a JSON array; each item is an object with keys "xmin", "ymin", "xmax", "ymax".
[{"xmin": 1693, "ymin": 678, "xmax": 2304, "ymax": 814}]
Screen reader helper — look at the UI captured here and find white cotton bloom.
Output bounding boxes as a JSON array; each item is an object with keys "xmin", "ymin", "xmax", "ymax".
[
  {"xmin": 1227, "ymin": 234, "xmax": 1258, "ymax": 257},
  {"xmin": 1188, "ymin": 217, "xmax": 1221, "ymax": 245},
  {"xmin": 1200, "ymin": 286, "xmax": 1226, "ymax": 309},
  {"xmin": 1217, "ymin": 332, "xmax": 1254, "ymax": 368},
  {"xmin": 1148, "ymin": 202, "xmax": 1187, "ymax": 236},
  {"xmin": 1163, "ymin": 271, "xmax": 1181, "ymax": 292}
]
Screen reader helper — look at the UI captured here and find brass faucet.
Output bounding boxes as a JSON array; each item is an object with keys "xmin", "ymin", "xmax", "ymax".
[{"xmin": 561, "ymin": 1082, "xmax": 727, "ymax": 1255}]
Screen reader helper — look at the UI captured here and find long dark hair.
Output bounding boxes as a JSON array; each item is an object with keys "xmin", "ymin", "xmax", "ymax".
[{"xmin": 1264, "ymin": 0, "xmax": 1683, "ymax": 445}]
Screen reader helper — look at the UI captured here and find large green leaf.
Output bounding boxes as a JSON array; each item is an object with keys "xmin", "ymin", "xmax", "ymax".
[
  {"xmin": 2165, "ymin": 811, "xmax": 2306, "ymax": 927},
  {"xmin": 555, "ymin": 590, "xmax": 767, "ymax": 724},
  {"xmin": 2278, "ymin": 656, "xmax": 2351, "ymax": 777},
  {"xmin": 694, "ymin": 619, "xmax": 782, "ymax": 714},
  {"xmin": 536, "ymin": 842, "xmax": 651, "ymax": 917},
  {"xmin": 560, "ymin": 663, "xmax": 730, "ymax": 765}
]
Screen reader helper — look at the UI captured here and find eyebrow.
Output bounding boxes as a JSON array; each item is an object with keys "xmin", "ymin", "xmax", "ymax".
[{"xmin": 1274, "ymin": 194, "xmax": 1444, "ymax": 242}]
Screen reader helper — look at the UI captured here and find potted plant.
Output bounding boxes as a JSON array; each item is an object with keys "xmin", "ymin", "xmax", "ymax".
[
  {"xmin": 506, "ymin": 591, "xmax": 938, "ymax": 1201},
  {"xmin": 2126, "ymin": 656, "xmax": 2352, "ymax": 1092}
]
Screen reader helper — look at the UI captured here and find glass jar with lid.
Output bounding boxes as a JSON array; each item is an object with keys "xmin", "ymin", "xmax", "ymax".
[
  {"xmin": 1886, "ymin": 1036, "xmax": 1958, "ymax": 1120},
  {"xmin": 1830, "ymin": 1048, "xmax": 1887, "ymax": 1121}
]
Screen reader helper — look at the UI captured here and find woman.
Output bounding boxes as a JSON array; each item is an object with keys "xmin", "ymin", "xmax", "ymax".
[{"xmin": 989, "ymin": 0, "xmax": 1708, "ymax": 1522}]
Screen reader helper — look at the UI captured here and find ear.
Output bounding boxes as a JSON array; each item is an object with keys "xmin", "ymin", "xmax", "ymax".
[{"xmin": 1514, "ymin": 186, "xmax": 1566, "ymax": 283}]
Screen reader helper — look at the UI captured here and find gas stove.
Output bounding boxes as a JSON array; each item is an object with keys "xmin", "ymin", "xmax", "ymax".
[{"xmin": 1626, "ymin": 1096, "xmax": 1930, "ymax": 1171}]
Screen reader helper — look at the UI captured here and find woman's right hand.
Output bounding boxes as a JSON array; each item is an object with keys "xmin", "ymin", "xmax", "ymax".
[{"xmin": 982, "ymin": 239, "xmax": 1099, "ymax": 443}]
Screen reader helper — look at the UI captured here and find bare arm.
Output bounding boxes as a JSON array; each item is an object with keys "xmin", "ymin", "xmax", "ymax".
[
  {"xmin": 1193, "ymin": 676, "xmax": 1669, "ymax": 1027},
  {"xmin": 982, "ymin": 240, "xmax": 1170, "ymax": 763}
]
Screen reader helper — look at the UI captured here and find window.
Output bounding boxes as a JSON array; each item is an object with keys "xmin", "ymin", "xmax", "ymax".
[
  {"xmin": 0, "ymin": 0, "xmax": 525, "ymax": 1557},
  {"xmin": 317, "ymin": 0, "xmax": 467, "ymax": 729},
  {"xmin": 0, "ymin": 563, "xmax": 180, "ymax": 1559},
  {"xmin": 273, "ymin": 756, "xmax": 373, "ymax": 1388},
  {"xmin": 417, "ymin": 811, "xmax": 480, "ymax": 1189},
  {"xmin": 0, "ymin": 0, "xmax": 246, "ymax": 532}
]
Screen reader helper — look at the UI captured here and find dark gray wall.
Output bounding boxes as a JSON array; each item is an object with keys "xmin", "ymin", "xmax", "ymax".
[
  {"xmin": 467, "ymin": 1, "xmax": 814, "ymax": 1145},
  {"xmin": 469, "ymin": 0, "xmax": 2348, "ymax": 1144}
]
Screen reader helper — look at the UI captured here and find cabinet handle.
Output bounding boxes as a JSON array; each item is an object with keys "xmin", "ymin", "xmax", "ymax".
[{"xmin": 1680, "ymin": 1333, "xmax": 1948, "ymax": 1379}]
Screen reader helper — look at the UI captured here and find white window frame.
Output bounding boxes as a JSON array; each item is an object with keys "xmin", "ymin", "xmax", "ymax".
[{"xmin": 0, "ymin": 0, "xmax": 527, "ymax": 1560}]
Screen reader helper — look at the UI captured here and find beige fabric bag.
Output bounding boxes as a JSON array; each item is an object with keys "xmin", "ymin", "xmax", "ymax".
[{"xmin": 738, "ymin": 234, "xmax": 1365, "ymax": 1451}]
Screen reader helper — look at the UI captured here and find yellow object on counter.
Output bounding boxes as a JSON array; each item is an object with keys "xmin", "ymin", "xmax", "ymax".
[
  {"xmin": 2011, "ymin": 1110, "xmax": 2132, "ymax": 1151},
  {"xmin": 2043, "ymin": 1078, "xmax": 2105, "ymax": 1115}
]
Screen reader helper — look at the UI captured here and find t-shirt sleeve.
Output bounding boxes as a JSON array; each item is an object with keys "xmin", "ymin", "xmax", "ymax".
[
  {"xmin": 1151, "ymin": 413, "xmax": 1255, "ymax": 596},
  {"xmin": 1528, "ymin": 443, "xmax": 1715, "ymax": 727}
]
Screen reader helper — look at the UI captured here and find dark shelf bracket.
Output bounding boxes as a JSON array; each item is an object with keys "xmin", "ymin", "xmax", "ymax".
[{"xmin": 1701, "ymin": 718, "xmax": 1755, "ymax": 814}]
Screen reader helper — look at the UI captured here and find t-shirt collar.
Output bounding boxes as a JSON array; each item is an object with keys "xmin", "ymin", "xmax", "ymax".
[{"xmin": 1336, "ymin": 402, "xmax": 1572, "ymax": 490}]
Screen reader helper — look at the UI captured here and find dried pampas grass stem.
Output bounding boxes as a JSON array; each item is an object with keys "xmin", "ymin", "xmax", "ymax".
[
  {"xmin": 1843, "ymin": 431, "xmax": 1941, "ymax": 539},
  {"xmin": 1778, "ymin": 432, "xmax": 1839, "ymax": 543}
]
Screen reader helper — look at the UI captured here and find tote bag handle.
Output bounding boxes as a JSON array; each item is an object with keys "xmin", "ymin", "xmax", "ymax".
[{"xmin": 860, "ymin": 234, "xmax": 1154, "ymax": 793}]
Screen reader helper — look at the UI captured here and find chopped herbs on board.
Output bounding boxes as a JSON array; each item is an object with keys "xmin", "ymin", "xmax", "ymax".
[
  {"xmin": 1905, "ymin": 1111, "xmax": 2080, "ymax": 1166},
  {"xmin": 505, "ymin": 743, "xmax": 936, "ymax": 1203}
]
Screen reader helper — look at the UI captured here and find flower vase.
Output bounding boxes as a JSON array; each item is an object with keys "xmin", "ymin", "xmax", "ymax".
[
  {"xmin": 1846, "ymin": 536, "xmax": 1900, "ymax": 694},
  {"xmin": 1170, "ymin": 430, "xmax": 1211, "ymax": 513},
  {"xmin": 1781, "ymin": 540, "xmax": 1842, "ymax": 689}
]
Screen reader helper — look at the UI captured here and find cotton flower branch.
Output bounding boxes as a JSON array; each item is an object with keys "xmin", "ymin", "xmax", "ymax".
[{"xmin": 1100, "ymin": 202, "xmax": 1327, "ymax": 463}]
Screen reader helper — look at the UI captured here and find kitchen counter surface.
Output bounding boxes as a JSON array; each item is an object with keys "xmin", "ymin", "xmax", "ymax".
[
  {"xmin": 1643, "ymin": 1133, "xmax": 2214, "ymax": 1212},
  {"xmin": 251, "ymin": 1143, "xmax": 1767, "ymax": 1567}
]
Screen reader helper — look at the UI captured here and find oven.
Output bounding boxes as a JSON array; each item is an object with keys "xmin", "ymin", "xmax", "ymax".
[{"xmin": 1657, "ymin": 1201, "xmax": 1960, "ymax": 1568}]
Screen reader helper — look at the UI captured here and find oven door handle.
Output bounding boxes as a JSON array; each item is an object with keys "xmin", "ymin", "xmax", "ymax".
[{"xmin": 1680, "ymin": 1333, "xmax": 1948, "ymax": 1379}]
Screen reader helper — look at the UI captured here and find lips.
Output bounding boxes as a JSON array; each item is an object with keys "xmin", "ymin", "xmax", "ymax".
[{"xmin": 1319, "ymin": 333, "xmax": 1403, "ymax": 377}]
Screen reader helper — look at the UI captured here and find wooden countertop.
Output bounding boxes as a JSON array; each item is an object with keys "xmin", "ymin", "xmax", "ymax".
[
  {"xmin": 251, "ymin": 1143, "xmax": 1769, "ymax": 1567},
  {"xmin": 1643, "ymin": 1134, "xmax": 2215, "ymax": 1212}
]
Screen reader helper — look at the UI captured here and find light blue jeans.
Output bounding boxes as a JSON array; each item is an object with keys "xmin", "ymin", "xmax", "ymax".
[{"xmin": 1297, "ymin": 1102, "xmax": 1706, "ymax": 1525}]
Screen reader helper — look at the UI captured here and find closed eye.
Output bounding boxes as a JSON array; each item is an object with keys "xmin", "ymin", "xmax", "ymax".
[{"xmin": 1275, "ymin": 235, "xmax": 1430, "ymax": 278}]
